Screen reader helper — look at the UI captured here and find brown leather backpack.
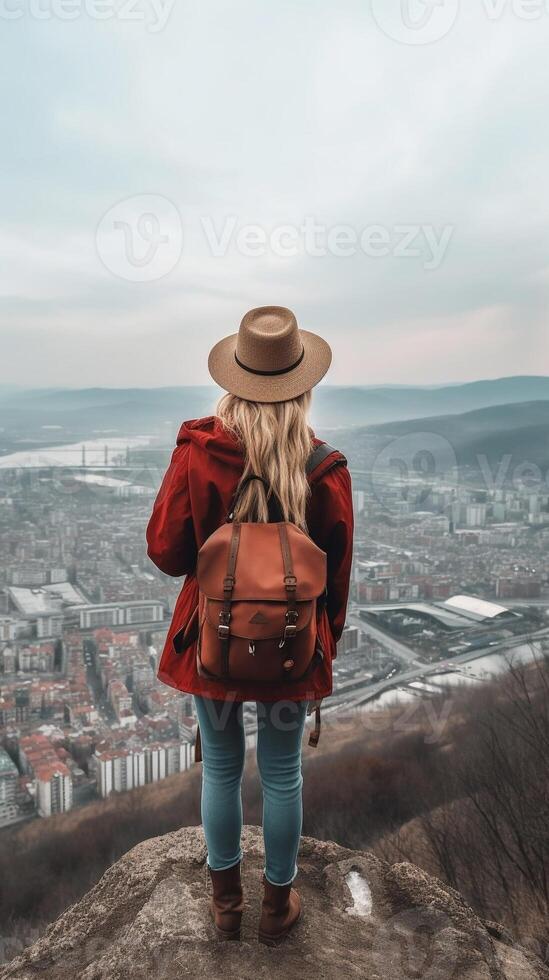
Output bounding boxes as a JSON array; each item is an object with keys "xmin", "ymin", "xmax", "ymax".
[
  {"xmin": 196, "ymin": 519, "xmax": 327, "ymax": 686},
  {"xmin": 179, "ymin": 443, "xmax": 344, "ymax": 760}
]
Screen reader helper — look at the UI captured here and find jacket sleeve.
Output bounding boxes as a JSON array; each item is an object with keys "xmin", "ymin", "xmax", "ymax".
[
  {"xmin": 310, "ymin": 463, "xmax": 354, "ymax": 646},
  {"xmin": 146, "ymin": 439, "xmax": 197, "ymax": 577}
]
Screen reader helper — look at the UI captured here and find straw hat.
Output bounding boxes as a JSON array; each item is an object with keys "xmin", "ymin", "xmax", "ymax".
[{"xmin": 208, "ymin": 306, "xmax": 332, "ymax": 403}]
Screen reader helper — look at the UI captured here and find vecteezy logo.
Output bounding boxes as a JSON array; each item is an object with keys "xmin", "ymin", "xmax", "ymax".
[
  {"xmin": 371, "ymin": 908, "xmax": 461, "ymax": 978},
  {"xmin": 371, "ymin": 0, "xmax": 459, "ymax": 45},
  {"xmin": 96, "ymin": 194, "xmax": 183, "ymax": 282},
  {"xmin": 371, "ymin": 431, "xmax": 458, "ymax": 515}
]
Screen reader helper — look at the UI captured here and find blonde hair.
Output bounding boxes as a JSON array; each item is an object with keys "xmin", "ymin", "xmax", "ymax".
[{"xmin": 216, "ymin": 391, "xmax": 313, "ymax": 527}]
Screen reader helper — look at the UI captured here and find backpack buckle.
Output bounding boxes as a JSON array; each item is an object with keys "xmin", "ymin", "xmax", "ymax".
[
  {"xmin": 283, "ymin": 574, "xmax": 297, "ymax": 591},
  {"xmin": 279, "ymin": 622, "xmax": 298, "ymax": 647},
  {"xmin": 218, "ymin": 610, "xmax": 231, "ymax": 639},
  {"xmin": 223, "ymin": 576, "xmax": 235, "ymax": 592}
]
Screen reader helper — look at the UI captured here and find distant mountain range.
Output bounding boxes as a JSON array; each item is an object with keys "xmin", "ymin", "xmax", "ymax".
[
  {"xmin": 331, "ymin": 399, "xmax": 549, "ymax": 478},
  {"xmin": 314, "ymin": 376, "xmax": 549, "ymax": 428},
  {"xmin": 1, "ymin": 376, "xmax": 549, "ymax": 439},
  {"xmin": 0, "ymin": 379, "xmax": 547, "ymax": 476}
]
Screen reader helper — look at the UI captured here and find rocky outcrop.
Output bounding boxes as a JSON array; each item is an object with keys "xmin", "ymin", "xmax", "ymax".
[{"xmin": 1, "ymin": 826, "xmax": 546, "ymax": 980}]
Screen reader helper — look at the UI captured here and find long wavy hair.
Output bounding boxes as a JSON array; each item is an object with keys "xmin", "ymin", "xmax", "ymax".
[{"xmin": 216, "ymin": 391, "xmax": 313, "ymax": 527}]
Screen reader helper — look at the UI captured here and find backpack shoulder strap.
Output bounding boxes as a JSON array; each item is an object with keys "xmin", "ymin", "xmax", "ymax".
[{"xmin": 306, "ymin": 442, "xmax": 346, "ymax": 478}]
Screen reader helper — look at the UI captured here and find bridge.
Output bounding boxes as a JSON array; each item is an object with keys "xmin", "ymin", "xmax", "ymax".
[{"xmin": 326, "ymin": 625, "xmax": 549, "ymax": 714}]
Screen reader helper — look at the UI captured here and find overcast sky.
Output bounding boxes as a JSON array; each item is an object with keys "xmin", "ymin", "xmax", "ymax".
[{"xmin": 1, "ymin": 0, "xmax": 548, "ymax": 387}]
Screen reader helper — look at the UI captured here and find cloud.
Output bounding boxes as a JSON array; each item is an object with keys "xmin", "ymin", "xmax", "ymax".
[{"xmin": 0, "ymin": 1, "xmax": 548, "ymax": 385}]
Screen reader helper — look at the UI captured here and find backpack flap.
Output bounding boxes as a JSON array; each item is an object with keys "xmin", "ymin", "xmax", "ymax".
[
  {"xmin": 204, "ymin": 596, "xmax": 315, "ymax": 640},
  {"xmin": 195, "ymin": 520, "xmax": 327, "ymax": 686},
  {"xmin": 196, "ymin": 522, "xmax": 327, "ymax": 601}
]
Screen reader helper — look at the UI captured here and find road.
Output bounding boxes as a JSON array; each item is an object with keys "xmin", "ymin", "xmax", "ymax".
[
  {"xmin": 347, "ymin": 612, "xmax": 426, "ymax": 665},
  {"xmin": 326, "ymin": 626, "xmax": 549, "ymax": 714}
]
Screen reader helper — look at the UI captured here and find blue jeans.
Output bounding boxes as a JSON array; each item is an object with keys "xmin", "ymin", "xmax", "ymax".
[{"xmin": 193, "ymin": 696, "xmax": 308, "ymax": 886}]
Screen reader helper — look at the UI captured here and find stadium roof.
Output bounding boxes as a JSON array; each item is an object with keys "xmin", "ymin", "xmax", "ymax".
[
  {"xmin": 9, "ymin": 583, "xmax": 86, "ymax": 616},
  {"xmin": 362, "ymin": 595, "xmax": 518, "ymax": 630},
  {"xmin": 362, "ymin": 602, "xmax": 469, "ymax": 629},
  {"xmin": 9, "ymin": 587, "xmax": 60, "ymax": 616},
  {"xmin": 43, "ymin": 582, "xmax": 87, "ymax": 605},
  {"xmin": 441, "ymin": 595, "xmax": 512, "ymax": 621}
]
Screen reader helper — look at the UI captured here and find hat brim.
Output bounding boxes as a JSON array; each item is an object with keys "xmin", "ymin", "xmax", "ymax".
[{"xmin": 208, "ymin": 330, "xmax": 332, "ymax": 403}]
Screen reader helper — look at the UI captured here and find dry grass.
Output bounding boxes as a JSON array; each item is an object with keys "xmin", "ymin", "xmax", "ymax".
[{"xmin": 1, "ymin": 656, "xmax": 548, "ymax": 964}]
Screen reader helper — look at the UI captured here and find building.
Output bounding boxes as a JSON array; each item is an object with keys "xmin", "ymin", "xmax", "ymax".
[
  {"xmin": 0, "ymin": 697, "xmax": 17, "ymax": 727},
  {"xmin": 361, "ymin": 594, "xmax": 519, "ymax": 634},
  {"xmin": 65, "ymin": 703, "xmax": 99, "ymax": 727},
  {"xmin": 337, "ymin": 625, "xmax": 361, "ymax": 655},
  {"xmin": 6, "ymin": 583, "xmax": 84, "ymax": 640},
  {"xmin": 7, "ymin": 566, "xmax": 68, "ymax": 588},
  {"xmin": 0, "ymin": 748, "xmax": 19, "ymax": 826},
  {"xmin": 357, "ymin": 581, "xmax": 390, "ymax": 603},
  {"xmin": 131, "ymin": 662, "xmax": 155, "ymax": 692},
  {"xmin": 35, "ymin": 763, "xmax": 72, "ymax": 817},
  {"xmin": 107, "ymin": 679, "xmax": 136, "ymax": 726},
  {"xmin": 465, "ymin": 503, "xmax": 486, "ymax": 528},
  {"xmin": 8, "ymin": 566, "xmax": 48, "ymax": 587},
  {"xmin": 144, "ymin": 741, "xmax": 191, "ymax": 782},
  {"xmin": 144, "ymin": 743, "xmax": 167, "ymax": 783},
  {"xmin": 0, "ymin": 618, "xmax": 19, "ymax": 643},
  {"xmin": 18, "ymin": 733, "xmax": 73, "ymax": 817},
  {"xmin": 388, "ymin": 582, "xmax": 419, "ymax": 601},
  {"xmin": 356, "ymin": 559, "xmax": 394, "ymax": 581},
  {"xmin": 495, "ymin": 577, "xmax": 542, "ymax": 599},
  {"xmin": 93, "ymin": 738, "xmax": 193, "ymax": 799},
  {"xmin": 94, "ymin": 748, "xmax": 146, "ymax": 797},
  {"xmin": 18, "ymin": 643, "xmax": 56, "ymax": 672},
  {"xmin": 1, "ymin": 645, "xmax": 17, "ymax": 673},
  {"xmin": 36, "ymin": 613, "xmax": 64, "ymax": 638},
  {"xmin": 165, "ymin": 740, "xmax": 193, "ymax": 773},
  {"xmin": 441, "ymin": 594, "xmax": 514, "ymax": 622},
  {"xmin": 74, "ymin": 600, "xmax": 164, "ymax": 630}
]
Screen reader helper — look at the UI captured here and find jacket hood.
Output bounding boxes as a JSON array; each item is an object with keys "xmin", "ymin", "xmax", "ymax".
[
  {"xmin": 176, "ymin": 416, "xmax": 243, "ymax": 469},
  {"xmin": 176, "ymin": 416, "xmax": 341, "ymax": 482}
]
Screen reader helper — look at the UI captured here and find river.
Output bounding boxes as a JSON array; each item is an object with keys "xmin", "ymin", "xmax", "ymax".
[
  {"xmin": 0, "ymin": 436, "xmax": 153, "ymax": 469},
  {"xmin": 371, "ymin": 640, "xmax": 543, "ymax": 709}
]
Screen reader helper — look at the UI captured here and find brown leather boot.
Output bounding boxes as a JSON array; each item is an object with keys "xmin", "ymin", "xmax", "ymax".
[
  {"xmin": 258, "ymin": 875, "xmax": 301, "ymax": 946},
  {"xmin": 208, "ymin": 862, "xmax": 244, "ymax": 940}
]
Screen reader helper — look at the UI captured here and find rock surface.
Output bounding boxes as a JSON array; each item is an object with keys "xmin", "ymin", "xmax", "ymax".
[{"xmin": 1, "ymin": 826, "xmax": 547, "ymax": 980}]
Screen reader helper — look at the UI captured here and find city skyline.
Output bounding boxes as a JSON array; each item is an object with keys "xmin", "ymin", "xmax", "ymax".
[{"xmin": 1, "ymin": 431, "xmax": 548, "ymax": 828}]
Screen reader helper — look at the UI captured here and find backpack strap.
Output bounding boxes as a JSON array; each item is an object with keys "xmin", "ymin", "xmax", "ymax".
[
  {"xmin": 225, "ymin": 443, "xmax": 344, "ymax": 524},
  {"xmin": 308, "ymin": 705, "xmax": 321, "ymax": 747},
  {"xmin": 218, "ymin": 523, "xmax": 241, "ymax": 677},
  {"xmin": 277, "ymin": 524, "xmax": 299, "ymax": 653},
  {"xmin": 227, "ymin": 475, "xmax": 283, "ymax": 523},
  {"xmin": 194, "ymin": 724, "xmax": 202, "ymax": 764},
  {"xmin": 306, "ymin": 442, "xmax": 346, "ymax": 478}
]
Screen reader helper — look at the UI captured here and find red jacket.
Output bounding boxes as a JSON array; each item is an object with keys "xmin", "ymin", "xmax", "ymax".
[{"xmin": 146, "ymin": 416, "xmax": 353, "ymax": 703}]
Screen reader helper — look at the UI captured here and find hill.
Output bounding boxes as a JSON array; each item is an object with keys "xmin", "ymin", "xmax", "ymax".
[
  {"xmin": 333, "ymin": 399, "xmax": 549, "ymax": 476},
  {"xmin": 1, "ymin": 657, "xmax": 548, "ymax": 968},
  {"xmin": 316, "ymin": 376, "xmax": 549, "ymax": 427},
  {"xmin": 1, "ymin": 377, "xmax": 549, "ymax": 440},
  {"xmin": 1, "ymin": 825, "xmax": 546, "ymax": 980}
]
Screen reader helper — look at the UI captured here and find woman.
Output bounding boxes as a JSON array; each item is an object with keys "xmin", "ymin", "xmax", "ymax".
[{"xmin": 146, "ymin": 306, "xmax": 353, "ymax": 945}]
